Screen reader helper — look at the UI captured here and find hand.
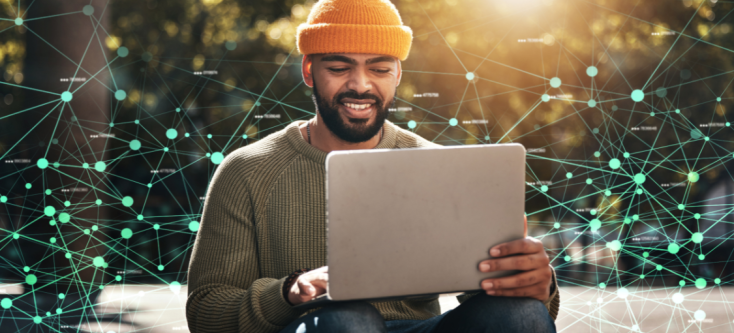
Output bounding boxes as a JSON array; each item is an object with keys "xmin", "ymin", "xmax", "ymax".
[
  {"xmin": 288, "ymin": 266, "xmax": 328, "ymax": 305},
  {"xmin": 478, "ymin": 216, "xmax": 553, "ymax": 302}
]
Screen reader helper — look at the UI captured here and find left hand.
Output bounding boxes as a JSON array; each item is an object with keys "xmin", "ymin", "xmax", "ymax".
[{"xmin": 478, "ymin": 215, "xmax": 553, "ymax": 302}]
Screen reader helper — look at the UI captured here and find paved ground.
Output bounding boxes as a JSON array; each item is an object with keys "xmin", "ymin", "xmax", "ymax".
[{"xmin": 3, "ymin": 285, "xmax": 734, "ymax": 332}]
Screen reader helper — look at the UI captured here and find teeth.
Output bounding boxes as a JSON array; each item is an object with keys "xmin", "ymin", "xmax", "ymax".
[{"xmin": 344, "ymin": 103, "xmax": 371, "ymax": 110}]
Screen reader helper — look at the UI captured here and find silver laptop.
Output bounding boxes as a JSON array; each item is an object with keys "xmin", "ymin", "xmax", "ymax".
[{"xmin": 294, "ymin": 143, "xmax": 527, "ymax": 310}]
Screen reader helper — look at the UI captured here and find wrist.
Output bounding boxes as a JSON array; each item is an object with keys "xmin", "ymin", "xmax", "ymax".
[{"xmin": 283, "ymin": 268, "xmax": 312, "ymax": 306}]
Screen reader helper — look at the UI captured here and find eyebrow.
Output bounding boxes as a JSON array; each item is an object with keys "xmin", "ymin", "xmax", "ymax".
[
  {"xmin": 365, "ymin": 56, "xmax": 395, "ymax": 65},
  {"xmin": 320, "ymin": 55, "xmax": 357, "ymax": 65}
]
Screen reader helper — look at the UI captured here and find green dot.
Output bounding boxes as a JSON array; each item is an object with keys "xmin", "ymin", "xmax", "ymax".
[
  {"xmin": 692, "ymin": 232, "xmax": 703, "ymax": 243},
  {"xmin": 698, "ymin": 254, "xmax": 705, "ymax": 260},
  {"xmin": 14, "ymin": 18, "xmax": 22, "ymax": 26},
  {"xmin": 64, "ymin": 253, "xmax": 71, "ymax": 259},
  {"xmin": 158, "ymin": 265, "xmax": 164, "ymax": 271},
  {"xmin": 23, "ymin": 266, "xmax": 29, "ymax": 272},
  {"xmin": 82, "ymin": 162, "xmax": 89, "ymax": 169},
  {"xmin": 633, "ymin": 214, "xmax": 639, "ymax": 221},
  {"xmin": 636, "ymin": 188, "xmax": 643, "ymax": 195},
  {"xmin": 189, "ymin": 221, "xmax": 200, "ymax": 232},
  {"xmin": 12, "ymin": 233, "xmax": 19, "ymax": 239},
  {"xmin": 586, "ymin": 66, "xmax": 598, "ymax": 77},
  {"xmin": 207, "ymin": 134, "xmax": 212, "ymax": 139},
  {"xmin": 688, "ymin": 172, "xmax": 699, "ymax": 182},
  {"xmin": 93, "ymin": 256, "xmax": 105, "ymax": 267},
  {"xmin": 49, "ymin": 220, "xmax": 56, "ymax": 226},
  {"xmin": 44, "ymin": 206, "xmax": 56, "ymax": 217},
  {"xmin": 650, "ymin": 112, "xmax": 655, "ymax": 117},
  {"xmin": 117, "ymin": 46, "xmax": 129, "ymax": 57},
  {"xmin": 82, "ymin": 5, "xmax": 94, "ymax": 15},
  {"xmin": 25, "ymin": 183, "xmax": 31, "ymax": 189},
  {"xmin": 717, "ymin": 97, "xmax": 722, "ymax": 102},
  {"xmin": 166, "ymin": 129, "xmax": 178, "ymax": 140},
  {"xmin": 586, "ymin": 178, "xmax": 592, "ymax": 184},
  {"xmin": 612, "ymin": 105, "xmax": 618, "ymax": 111},
  {"xmin": 587, "ymin": 99, "xmax": 596, "ymax": 108},
  {"xmin": 715, "ymin": 278, "xmax": 721, "ymax": 284},
  {"xmin": 679, "ymin": 280, "xmax": 686, "ymax": 286},
  {"xmin": 83, "ymin": 229, "xmax": 90, "ymax": 235},
  {"xmin": 59, "ymin": 213, "xmax": 70, "ymax": 223},
  {"xmin": 668, "ymin": 243, "xmax": 680, "ymax": 254},
  {"xmin": 45, "ymin": 189, "xmax": 51, "ymax": 195},
  {"xmin": 1, "ymin": 196, "xmax": 6, "ymax": 203},
  {"xmin": 37, "ymin": 158, "xmax": 49, "ymax": 169},
  {"xmin": 550, "ymin": 77, "xmax": 561, "ymax": 88},
  {"xmin": 205, "ymin": 152, "xmax": 211, "ymax": 157},
  {"xmin": 115, "ymin": 90, "xmax": 127, "ymax": 101},
  {"xmin": 49, "ymin": 237, "xmax": 56, "ymax": 244},
  {"xmin": 137, "ymin": 214, "xmax": 144, "ymax": 220},
  {"xmin": 121, "ymin": 228, "xmax": 133, "ymax": 239},
  {"xmin": 185, "ymin": 133, "xmax": 191, "ymax": 137},
  {"xmin": 225, "ymin": 41, "xmax": 237, "ymax": 50},
  {"xmin": 542, "ymin": 94, "xmax": 550, "ymax": 102},
  {"xmin": 163, "ymin": 147, "xmax": 169, "ymax": 152},
  {"xmin": 604, "ymin": 190, "xmax": 611, "ymax": 196},
  {"xmin": 406, "ymin": 120, "xmax": 417, "ymax": 129},
  {"xmin": 1, "ymin": 298, "xmax": 11, "ymax": 309},
  {"xmin": 33, "ymin": 316, "xmax": 41, "ymax": 324},
  {"xmin": 643, "ymin": 252, "xmax": 649, "ymax": 258},
  {"xmin": 609, "ymin": 158, "xmax": 621, "ymax": 169},
  {"xmin": 553, "ymin": 222, "xmax": 560, "ymax": 229},
  {"xmin": 58, "ymin": 293, "xmax": 65, "ymax": 299},
  {"xmin": 564, "ymin": 255, "xmax": 570, "ymax": 261},
  {"xmin": 634, "ymin": 173, "xmax": 646, "ymax": 184},
  {"xmin": 449, "ymin": 118, "xmax": 458, "ymax": 126},
  {"xmin": 694, "ymin": 213, "xmax": 701, "ymax": 219},
  {"xmin": 655, "ymin": 87, "xmax": 667, "ymax": 98},
  {"xmin": 678, "ymin": 204, "xmax": 685, "ymax": 210},
  {"xmin": 590, "ymin": 209, "xmax": 597, "ymax": 215},
  {"xmin": 176, "ymin": 107, "xmax": 182, "ymax": 112},
  {"xmin": 590, "ymin": 219, "xmax": 601, "ymax": 231},
  {"xmin": 592, "ymin": 128, "xmax": 599, "ymax": 134},
  {"xmin": 640, "ymin": 274, "xmax": 645, "ymax": 279},
  {"xmin": 566, "ymin": 172, "xmax": 572, "ymax": 179},
  {"xmin": 540, "ymin": 185, "xmax": 548, "ymax": 192},
  {"xmin": 94, "ymin": 161, "xmax": 106, "ymax": 172},
  {"xmin": 656, "ymin": 265, "xmax": 663, "ymax": 271},
  {"xmin": 26, "ymin": 274, "xmax": 37, "ymax": 285},
  {"xmin": 61, "ymin": 91, "xmax": 72, "ymax": 102},
  {"xmin": 95, "ymin": 199, "xmax": 102, "ymax": 205},
  {"xmin": 484, "ymin": 136, "xmax": 489, "ymax": 141},
  {"xmin": 122, "ymin": 196, "xmax": 134, "ymax": 207},
  {"xmin": 675, "ymin": 109, "xmax": 680, "ymax": 113},
  {"xmin": 623, "ymin": 152, "xmax": 630, "ymax": 158},
  {"xmin": 53, "ymin": 162, "xmax": 60, "ymax": 168},
  {"xmin": 607, "ymin": 240, "xmax": 622, "ymax": 251},
  {"xmin": 599, "ymin": 282, "xmax": 606, "ymax": 288},
  {"xmin": 241, "ymin": 134, "xmax": 248, "ymax": 139},
  {"xmin": 593, "ymin": 151, "xmax": 600, "ymax": 157},
  {"xmin": 465, "ymin": 72, "xmax": 475, "ymax": 80},
  {"xmin": 129, "ymin": 140, "xmax": 141, "ymax": 150},
  {"xmin": 624, "ymin": 218, "xmax": 631, "ymax": 224},
  {"xmin": 631, "ymin": 89, "xmax": 644, "ymax": 102},
  {"xmin": 695, "ymin": 278, "xmax": 706, "ymax": 289},
  {"xmin": 154, "ymin": 224, "xmax": 160, "ymax": 230},
  {"xmin": 147, "ymin": 183, "xmax": 152, "ymax": 188},
  {"xmin": 211, "ymin": 152, "xmax": 224, "ymax": 165}
]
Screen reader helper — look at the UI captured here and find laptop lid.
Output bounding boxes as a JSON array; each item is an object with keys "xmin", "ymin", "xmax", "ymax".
[{"xmin": 325, "ymin": 143, "xmax": 527, "ymax": 301}]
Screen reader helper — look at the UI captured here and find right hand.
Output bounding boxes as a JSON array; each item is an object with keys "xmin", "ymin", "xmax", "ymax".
[{"xmin": 288, "ymin": 266, "xmax": 328, "ymax": 305}]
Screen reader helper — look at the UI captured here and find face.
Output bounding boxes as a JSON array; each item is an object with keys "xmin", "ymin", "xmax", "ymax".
[{"xmin": 303, "ymin": 53, "xmax": 401, "ymax": 143}]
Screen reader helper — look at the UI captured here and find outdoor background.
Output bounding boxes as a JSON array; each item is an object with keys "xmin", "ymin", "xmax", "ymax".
[{"xmin": 0, "ymin": 0, "xmax": 733, "ymax": 331}]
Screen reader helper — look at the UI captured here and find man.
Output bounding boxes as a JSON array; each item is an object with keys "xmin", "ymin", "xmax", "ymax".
[{"xmin": 185, "ymin": 0, "xmax": 560, "ymax": 332}]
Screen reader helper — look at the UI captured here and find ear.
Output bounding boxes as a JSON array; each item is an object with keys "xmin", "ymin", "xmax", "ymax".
[
  {"xmin": 302, "ymin": 54, "xmax": 314, "ymax": 88},
  {"xmin": 396, "ymin": 59, "xmax": 402, "ymax": 87}
]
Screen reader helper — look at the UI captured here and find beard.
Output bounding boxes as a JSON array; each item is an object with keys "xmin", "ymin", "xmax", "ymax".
[{"xmin": 311, "ymin": 75, "xmax": 395, "ymax": 143}]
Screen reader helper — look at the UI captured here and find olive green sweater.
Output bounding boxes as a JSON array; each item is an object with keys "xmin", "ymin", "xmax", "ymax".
[{"xmin": 185, "ymin": 119, "xmax": 560, "ymax": 332}]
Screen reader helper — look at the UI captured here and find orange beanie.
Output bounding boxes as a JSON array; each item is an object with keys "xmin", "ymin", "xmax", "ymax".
[{"xmin": 296, "ymin": 0, "xmax": 413, "ymax": 61}]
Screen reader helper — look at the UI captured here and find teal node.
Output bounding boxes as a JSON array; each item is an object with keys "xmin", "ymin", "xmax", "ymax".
[
  {"xmin": 609, "ymin": 158, "xmax": 621, "ymax": 169},
  {"xmin": 553, "ymin": 222, "xmax": 560, "ymax": 229},
  {"xmin": 59, "ymin": 213, "xmax": 70, "ymax": 223},
  {"xmin": 599, "ymin": 282, "xmax": 606, "ymax": 288},
  {"xmin": 549, "ymin": 77, "xmax": 561, "ymax": 88},
  {"xmin": 44, "ymin": 206, "xmax": 56, "ymax": 217},
  {"xmin": 158, "ymin": 265, "xmax": 165, "ymax": 271},
  {"xmin": 633, "ymin": 214, "xmax": 639, "ymax": 221},
  {"xmin": 675, "ymin": 109, "xmax": 680, "ymax": 113},
  {"xmin": 94, "ymin": 161, "xmax": 106, "ymax": 172},
  {"xmin": 631, "ymin": 89, "xmax": 644, "ymax": 102},
  {"xmin": 45, "ymin": 189, "xmax": 51, "ymax": 195},
  {"xmin": 655, "ymin": 87, "xmax": 667, "ymax": 98},
  {"xmin": 542, "ymin": 94, "xmax": 550, "ymax": 102},
  {"xmin": 593, "ymin": 151, "xmax": 600, "ymax": 157},
  {"xmin": 704, "ymin": 136, "xmax": 709, "ymax": 141},
  {"xmin": 540, "ymin": 185, "xmax": 548, "ymax": 192},
  {"xmin": 611, "ymin": 105, "xmax": 618, "ymax": 111},
  {"xmin": 587, "ymin": 99, "xmax": 596, "ymax": 108},
  {"xmin": 23, "ymin": 266, "xmax": 29, "ymax": 272},
  {"xmin": 61, "ymin": 91, "xmax": 72, "ymax": 102},
  {"xmin": 0, "ymin": 196, "xmax": 6, "ymax": 203},
  {"xmin": 668, "ymin": 243, "xmax": 680, "ymax": 254},
  {"xmin": 604, "ymin": 190, "xmax": 611, "ymax": 196},
  {"xmin": 26, "ymin": 274, "xmax": 37, "ymax": 285},
  {"xmin": 49, "ymin": 237, "xmax": 56, "ymax": 244},
  {"xmin": 64, "ymin": 200, "xmax": 70, "ymax": 207},
  {"xmin": 592, "ymin": 128, "xmax": 599, "ymax": 134},
  {"xmin": 590, "ymin": 209, "xmax": 597, "ymax": 215},
  {"xmin": 83, "ymin": 229, "xmax": 90, "ymax": 235},
  {"xmin": 678, "ymin": 204, "xmax": 685, "ymax": 210},
  {"xmin": 25, "ymin": 183, "xmax": 31, "ymax": 189},
  {"xmin": 207, "ymin": 134, "xmax": 213, "ymax": 139},
  {"xmin": 117, "ymin": 46, "xmax": 129, "ymax": 57},
  {"xmin": 95, "ymin": 199, "xmax": 102, "ymax": 205},
  {"xmin": 53, "ymin": 162, "xmax": 60, "ymax": 168},
  {"xmin": 129, "ymin": 140, "xmax": 141, "ymax": 150},
  {"xmin": 137, "ymin": 214, "xmax": 144, "ymax": 220},
  {"xmin": 211, "ymin": 152, "xmax": 224, "ymax": 165},
  {"xmin": 142, "ymin": 52, "xmax": 153, "ymax": 62},
  {"xmin": 65, "ymin": 253, "xmax": 71, "ymax": 259},
  {"xmin": 586, "ymin": 66, "xmax": 598, "ymax": 77},
  {"xmin": 650, "ymin": 112, "xmax": 655, "ymax": 117},
  {"xmin": 185, "ymin": 133, "xmax": 191, "ymax": 137},
  {"xmin": 691, "ymin": 128, "xmax": 703, "ymax": 139},
  {"xmin": 656, "ymin": 265, "xmax": 663, "ymax": 271},
  {"xmin": 717, "ymin": 97, "xmax": 722, "ymax": 102},
  {"xmin": 115, "ymin": 90, "xmax": 126, "ymax": 101},
  {"xmin": 58, "ymin": 293, "xmax": 65, "ymax": 299},
  {"xmin": 566, "ymin": 172, "xmax": 572, "ymax": 179},
  {"xmin": 82, "ymin": 5, "xmax": 94, "ymax": 15},
  {"xmin": 635, "ymin": 188, "xmax": 643, "ymax": 195},
  {"xmin": 564, "ymin": 255, "xmax": 571, "ymax": 261},
  {"xmin": 49, "ymin": 220, "xmax": 56, "ymax": 226},
  {"xmin": 694, "ymin": 213, "xmax": 701, "ymax": 219},
  {"xmin": 465, "ymin": 72, "xmax": 475, "ymax": 80},
  {"xmin": 699, "ymin": 254, "xmax": 705, "ymax": 260},
  {"xmin": 154, "ymin": 224, "xmax": 160, "ymax": 230},
  {"xmin": 607, "ymin": 240, "xmax": 622, "ymax": 251},
  {"xmin": 449, "ymin": 118, "xmax": 458, "ymax": 126},
  {"xmin": 688, "ymin": 172, "xmax": 699, "ymax": 182},
  {"xmin": 640, "ymin": 274, "xmax": 645, "ymax": 279},
  {"xmin": 37, "ymin": 158, "xmax": 49, "ymax": 169},
  {"xmin": 12, "ymin": 233, "xmax": 19, "ymax": 239},
  {"xmin": 134, "ymin": 119, "xmax": 139, "ymax": 124},
  {"xmin": 176, "ymin": 107, "xmax": 181, "ymax": 112},
  {"xmin": 727, "ymin": 122, "xmax": 731, "ymax": 127},
  {"xmin": 0, "ymin": 298, "xmax": 11, "ymax": 309},
  {"xmin": 624, "ymin": 218, "xmax": 631, "ymax": 224},
  {"xmin": 122, "ymin": 196, "xmax": 134, "ymax": 207},
  {"xmin": 633, "ymin": 173, "xmax": 646, "ymax": 184},
  {"xmin": 166, "ymin": 128, "xmax": 178, "ymax": 140},
  {"xmin": 695, "ymin": 278, "xmax": 706, "ymax": 289},
  {"xmin": 170, "ymin": 281, "xmax": 182, "ymax": 293},
  {"xmin": 643, "ymin": 251, "xmax": 649, "ymax": 258},
  {"xmin": 585, "ymin": 178, "xmax": 592, "ymax": 184},
  {"xmin": 189, "ymin": 221, "xmax": 200, "ymax": 232},
  {"xmin": 121, "ymin": 228, "xmax": 133, "ymax": 239},
  {"xmin": 225, "ymin": 40, "xmax": 237, "ymax": 51},
  {"xmin": 99, "ymin": 285, "xmax": 104, "ymax": 290},
  {"xmin": 484, "ymin": 136, "xmax": 489, "ymax": 141},
  {"xmin": 163, "ymin": 147, "xmax": 169, "ymax": 152},
  {"xmin": 110, "ymin": 122, "xmax": 115, "ymax": 127},
  {"xmin": 147, "ymin": 183, "xmax": 152, "ymax": 188},
  {"xmin": 56, "ymin": 308, "xmax": 62, "ymax": 314},
  {"xmin": 33, "ymin": 316, "xmax": 41, "ymax": 324},
  {"xmin": 589, "ymin": 219, "xmax": 601, "ymax": 231},
  {"xmin": 14, "ymin": 18, "xmax": 22, "ymax": 26},
  {"xmin": 623, "ymin": 152, "xmax": 630, "ymax": 158},
  {"xmin": 93, "ymin": 256, "xmax": 105, "ymax": 267},
  {"xmin": 82, "ymin": 162, "xmax": 89, "ymax": 169},
  {"xmin": 115, "ymin": 275, "xmax": 122, "ymax": 281},
  {"xmin": 715, "ymin": 278, "xmax": 721, "ymax": 284},
  {"xmin": 679, "ymin": 280, "xmax": 686, "ymax": 286},
  {"xmin": 242, "ymin": 134, "xmax": 248, "ymax": 139}
]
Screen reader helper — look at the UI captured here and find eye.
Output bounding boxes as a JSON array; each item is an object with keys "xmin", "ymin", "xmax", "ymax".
[
  {"xmin": 327, "ymin": 68, "xmax": 348, "ymax": 73},
  {"xmin": 372, "ymin": 69, "xmax": 390, "ymax": 74}
]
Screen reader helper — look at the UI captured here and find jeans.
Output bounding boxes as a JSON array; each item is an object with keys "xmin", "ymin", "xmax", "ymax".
[{"xmin": 278, "ymin": 293, "xmax": 557, "ymax": 333}]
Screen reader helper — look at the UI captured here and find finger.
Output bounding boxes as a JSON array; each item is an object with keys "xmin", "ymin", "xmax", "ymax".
[
  {"xmin": 297, "ymin": 280, "xmax": 317, "ymax": 298},
  {"xmin": 490, "ymin": 237, "xmax": 543, "ymax": 257},
  {"xmin": 523, "ymin": 215, "xmax": 528, "ymax": 238},
  {"xmin": 308, "ymin": 273, "xmax": 329, "ymax": 289},
  {"xmin": 481, "ymin": 266, "xmax": 552, "ymax": 290},
  {"xmin": 484, "ymin": 281, "xmax": 550, "ymax": 301},
  {"xmin": 479, "ymin": 252, "xmax": 549, "ymax": 272}
]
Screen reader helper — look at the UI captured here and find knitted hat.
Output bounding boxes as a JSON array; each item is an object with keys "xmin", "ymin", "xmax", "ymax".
[{"xmin": 296, "ymin": 0, "xmax": 413, "ymax": 61}]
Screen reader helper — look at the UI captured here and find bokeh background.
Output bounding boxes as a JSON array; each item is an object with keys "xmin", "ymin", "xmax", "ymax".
[{"xmin": 1, "ymin": 0, "xmax": 733, "ymax": 331}]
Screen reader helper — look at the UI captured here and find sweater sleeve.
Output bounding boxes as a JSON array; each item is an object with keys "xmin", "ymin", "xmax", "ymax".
[
  {"xmin": 186, "ymin": 153, "xmax": 304, "ymax": 333},
  {"xmin": 455, "ymin": 265, "xmax": 561, "ymax": 321}
]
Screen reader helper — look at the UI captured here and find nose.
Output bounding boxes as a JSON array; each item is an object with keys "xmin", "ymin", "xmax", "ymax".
[{"xmin": 345, "ymin": 68, "xmax": 372, "ymax": 95}]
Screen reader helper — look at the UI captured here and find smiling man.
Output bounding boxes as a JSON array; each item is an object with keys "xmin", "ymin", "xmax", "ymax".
[{"xmin": 185, "ymin": 0, "xmax": 559, "ymax": 332}]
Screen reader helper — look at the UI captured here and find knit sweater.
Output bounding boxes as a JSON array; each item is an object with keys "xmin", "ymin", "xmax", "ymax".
[{"xmin": 185, "ymin": 119, "xmax": 561, "ymax": 332}]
